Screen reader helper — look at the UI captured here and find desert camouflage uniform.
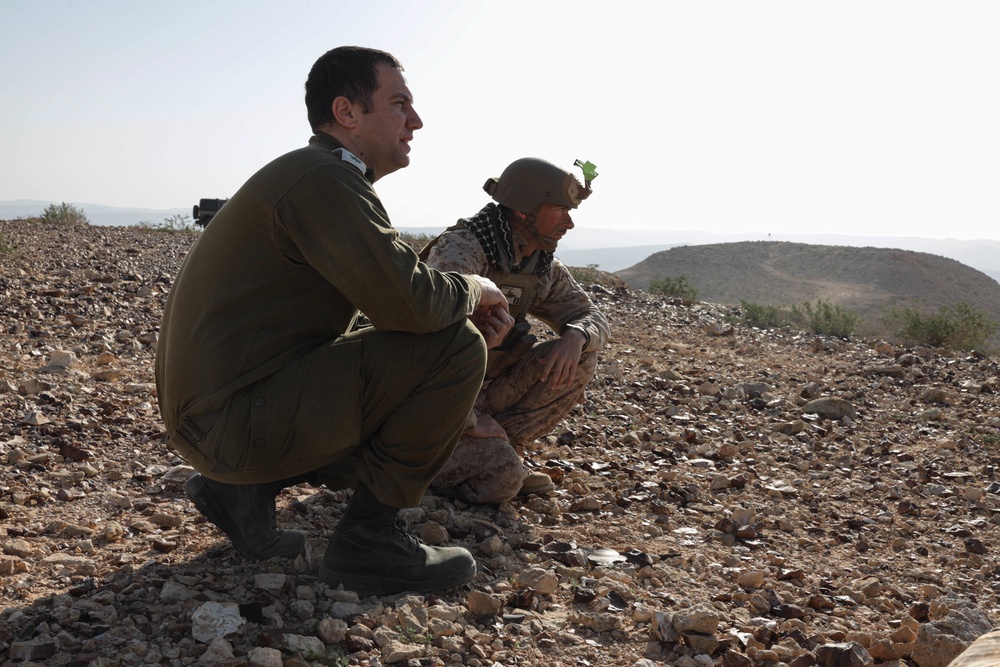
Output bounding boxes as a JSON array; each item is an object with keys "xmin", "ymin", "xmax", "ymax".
[{"xmin": 421, "ymin": 204, "xmax": 610, "ymax": 503}]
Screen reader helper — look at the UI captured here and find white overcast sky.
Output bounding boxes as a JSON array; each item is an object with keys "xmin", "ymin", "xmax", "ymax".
[{"xmin": 1, "ymin": 0, "xmax": 998, "ymax": 240}]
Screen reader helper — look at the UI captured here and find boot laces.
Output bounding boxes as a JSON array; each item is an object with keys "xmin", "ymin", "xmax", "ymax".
[{"xmin": 391, "ymin": 517, "xmax": 422, "ymax": 553}]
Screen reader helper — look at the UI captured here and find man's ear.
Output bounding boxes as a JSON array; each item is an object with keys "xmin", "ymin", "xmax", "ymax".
[
  {"xmin": 511, "ymin": 210, "xmax": 528, "ymax": 220},
  {"xmin": 331, "ymin": 96, "xmax": 358, "ymax": 129}
]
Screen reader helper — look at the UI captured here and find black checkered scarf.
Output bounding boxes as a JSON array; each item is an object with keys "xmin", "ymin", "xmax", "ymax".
[{"xmin": 462, "ymin": 203, "xmax": 553, "ymax": 276}]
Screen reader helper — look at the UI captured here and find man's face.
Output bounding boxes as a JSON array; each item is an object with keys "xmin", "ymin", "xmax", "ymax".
[
  {"xmin": 353, "ymin": 63, "xmax": 423, "ymax": 180},
  {"xmin": 531, "ymin": 203, "xmax": 575, "ymax": 245}
]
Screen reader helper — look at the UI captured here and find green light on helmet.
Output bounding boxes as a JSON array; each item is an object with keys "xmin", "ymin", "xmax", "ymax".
[{"xmin": 574, "ymin": 159, "xmax": 598, "ymax": 187}]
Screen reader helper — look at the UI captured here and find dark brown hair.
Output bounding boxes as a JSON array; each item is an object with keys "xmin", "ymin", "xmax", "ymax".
[{"xmin": 305, "ymin": 46, "xmax": 402, "ymax": 131}]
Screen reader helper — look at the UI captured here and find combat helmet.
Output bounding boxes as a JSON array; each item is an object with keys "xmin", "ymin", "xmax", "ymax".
[{"xmin": 483, "ymin": 158, "xmax": 596, "ymax": 212}]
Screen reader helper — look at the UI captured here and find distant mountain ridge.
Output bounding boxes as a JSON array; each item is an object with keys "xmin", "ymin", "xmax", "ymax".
[
  {"xmin": 616, "ymin": 241, "xmax": 1000, "ymax": 344},
  {"xmin": 3, "ymin": 200, "xmax": 998, "ymax": 285}
]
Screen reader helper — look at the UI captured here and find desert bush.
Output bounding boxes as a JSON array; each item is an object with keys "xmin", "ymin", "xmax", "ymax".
[
  {"xmin": 565, "ymin": 264, "xmax": 628, "ymax": 289},
  {"xmin": 0, "ymin": 230, "xmax": 17, "ymax": 259},
  {"xmin": 788, "ymin": 300, "xmax": 860, "ymax": 338},
  {"xmin": 885, "ymin": 301, "xmax": 997, "ymax": 351},
  {"xmin": 568, "ymin": 264, "xmax": 604, "ymax": 284},
  {"xmin": 39, "ymin": 202, "xmax": 89, "ymax": 225},
  {"xmin": 734, "ymin": 299, "xmax": 860, "ymax": 337},
  {"xmin": 139, "ymin": 214, "xmax": 200, "ymax": 232},
  {"xmin": 734, "ymin": 301, "xmax": 785, "ymax": 329},
  {"xmin": 649, "ymin": 275, "xmax": 699, "ymax": 301}
]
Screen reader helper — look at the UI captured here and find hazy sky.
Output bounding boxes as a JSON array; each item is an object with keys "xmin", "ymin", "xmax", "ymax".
[{"xmin": 2, "ymin": 0, "xmax": 998, "ymax": 240}]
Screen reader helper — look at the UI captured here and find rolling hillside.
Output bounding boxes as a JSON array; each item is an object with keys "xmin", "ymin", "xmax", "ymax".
[{"xmin": 616, "ymin": 241, "xmax": 1000, "ymax": 341}]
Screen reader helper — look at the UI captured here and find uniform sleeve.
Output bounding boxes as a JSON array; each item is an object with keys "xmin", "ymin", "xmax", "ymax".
[
  {"xmin": 275, "ymin": 163, "xmax": 480, "ymax": 333},
  {"xmin": 530, "ymin": 259, "xmax": 611, "ymax": 353},
  {"xmin": 422, "ymin": 229, "xmax": 489, "ymax": 275}
]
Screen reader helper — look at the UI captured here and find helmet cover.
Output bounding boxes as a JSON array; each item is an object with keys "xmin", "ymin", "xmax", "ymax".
[{"xmin": 483, "ymin": 157, "xmax": 593, "ymax": 212}]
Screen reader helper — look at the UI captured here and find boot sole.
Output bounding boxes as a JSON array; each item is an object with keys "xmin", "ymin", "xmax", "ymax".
[
  {"xmin": 318, "ymin": 560, "xmax": 477, "ymax": 597},
  {"xmin": 185, "ymin": 475, "xmax": 305, "ymax": 561}
]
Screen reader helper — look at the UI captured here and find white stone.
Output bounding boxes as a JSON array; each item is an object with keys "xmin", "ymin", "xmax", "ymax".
[{"xmin": 191, "ymin": 601, "xmax": 245, "ymax": 644}]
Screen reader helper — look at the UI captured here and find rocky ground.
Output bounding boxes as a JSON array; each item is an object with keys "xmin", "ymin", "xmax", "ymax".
[{"xmin": 2, "ymin": 219, "xmax": 1000, "ymax": 667}]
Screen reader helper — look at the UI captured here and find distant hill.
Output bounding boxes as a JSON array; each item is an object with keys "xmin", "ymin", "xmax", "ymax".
[
  {"xmin": 556, "ymin": 234, "xmax": 1000, "ymax": 285},
  {"xmin": 616, "ymin": 241, "xmax": 1000, "ymax": 343}
]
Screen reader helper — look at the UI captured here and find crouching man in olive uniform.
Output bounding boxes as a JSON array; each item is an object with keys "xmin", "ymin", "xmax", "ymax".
[
  {"xmin": 420, "ymin": 158, "xmax": 610, "ymax": 504},
  {"xmin": 155, "ymin": 46, "xmax": 514, "ymax": 597}
]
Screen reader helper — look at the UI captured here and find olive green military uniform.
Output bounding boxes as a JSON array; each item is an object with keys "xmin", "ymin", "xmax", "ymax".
[
  {"xmin": 155, "ymin": 134, "xmax": 486, "ymax": 508},
  {"xmin": 421, "ymin": 203, "xmax": 610, "ymax": 503}
]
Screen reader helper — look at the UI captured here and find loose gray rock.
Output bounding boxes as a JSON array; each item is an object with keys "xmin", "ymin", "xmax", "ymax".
[
  {"xmin": 247, "ymin": 646, "xmax": 284, "ymax": 667},
  {"xmin": 8, "ymin": 639, "xmax": 57, "ymax": 662},
  {"xmin": 801, "ymin": 397, "xmax": 857, "ymax": 420},
  {"xmin": 814, "ymin": 641, "xmax": 873, "ymax": 666},
  {"xmin": 159, "ymin": 579, "xmax": 194, "ymax": 603},
  {"xmin": 197, "ymin": 637, "xmax": 235, "ymax": 665},
  {"xmin": 254, "ymin": 572, "xmax": 287, "ymax": 594},
  {"xmin": 283, "ymin": 634, "xmax": 327, "ymax": 660}
]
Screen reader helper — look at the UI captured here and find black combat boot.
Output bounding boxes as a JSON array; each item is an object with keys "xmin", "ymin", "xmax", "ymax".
[
  {"xmin": 185, "ymin": 473, "xmax": 306, "ymax": 560},
  {"xmin": 319, "ymin": 483, "xmax": 476, "ymax": 597}
]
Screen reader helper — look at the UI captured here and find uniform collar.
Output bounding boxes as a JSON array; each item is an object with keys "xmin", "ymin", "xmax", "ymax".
[{"xmin": 309, "ymin": 133, "xmax": 376, "ymax": 181}]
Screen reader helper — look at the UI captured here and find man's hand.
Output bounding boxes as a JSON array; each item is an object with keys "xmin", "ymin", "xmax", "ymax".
[
  {"xmin": 469, "ymin": 275, "xmax": 514, "ymax": 349},
  {"xmin": 538, "ymin": 328, "xmax": 586, "ymax": 389}
]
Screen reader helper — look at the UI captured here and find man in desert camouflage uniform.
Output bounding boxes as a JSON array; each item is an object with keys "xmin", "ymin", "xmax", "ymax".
[{"xmin": 420, "ymin": 158, "xmax": 610, "ymax": 503}]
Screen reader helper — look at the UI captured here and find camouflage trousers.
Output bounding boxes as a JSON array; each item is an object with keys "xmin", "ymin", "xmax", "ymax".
[{"xmin": 432, "ymin": 339, "xmax": 598, "ymax": 504}]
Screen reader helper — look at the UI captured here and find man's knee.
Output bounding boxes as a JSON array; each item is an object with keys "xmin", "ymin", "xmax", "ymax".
[
  {"xmin": 433, "ymin": 434, "xmax": 526, "ymax": 504},
  {"xmin": 453, "ymin": 319, "xmax": 488, "ymax": 365},
  {"xmin": 439, "ymin": 319, "xmax": 488, "ymax": 390}
]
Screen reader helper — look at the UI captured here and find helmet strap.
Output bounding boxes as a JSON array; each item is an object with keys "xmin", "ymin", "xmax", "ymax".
[{"xmin": 520, "ymin": 210, "xmax": 559, "ymax": 254}]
